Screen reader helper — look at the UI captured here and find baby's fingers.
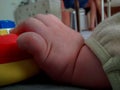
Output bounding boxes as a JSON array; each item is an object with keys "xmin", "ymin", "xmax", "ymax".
[
  {"xmin": 17, "ymin": 32, "xmax": 51, "ymax": 67},
  {"xmin": 11, "ymin": 17, "xmax": 49, "ymax": 37}
]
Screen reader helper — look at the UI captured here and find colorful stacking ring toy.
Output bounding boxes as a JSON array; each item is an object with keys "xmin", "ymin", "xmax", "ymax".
[{"xmin": 0, "ymin": 31, "xmax": 39, "ymax": 86}]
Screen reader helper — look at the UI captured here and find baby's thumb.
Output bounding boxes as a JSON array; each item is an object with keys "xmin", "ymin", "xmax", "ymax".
[{"xmin": 17, "ymin": 32, "xmax": 48, "ymax": 66}]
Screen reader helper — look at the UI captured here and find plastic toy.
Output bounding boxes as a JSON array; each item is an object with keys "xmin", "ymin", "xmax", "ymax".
[{"xmin": 0, "ymin": 32, "xmax": 39, "ymax": 86}]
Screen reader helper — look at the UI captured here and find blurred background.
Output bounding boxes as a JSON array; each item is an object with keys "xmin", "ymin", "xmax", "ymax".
[{"xmin": 0, "ymin": 0, "xmax": 120, "ymax": 32}]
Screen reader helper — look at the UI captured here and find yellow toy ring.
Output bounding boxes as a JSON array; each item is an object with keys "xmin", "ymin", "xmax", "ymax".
[{"xmin": 0, "ymin": 32, "xmax": 39, "ymax": 86}]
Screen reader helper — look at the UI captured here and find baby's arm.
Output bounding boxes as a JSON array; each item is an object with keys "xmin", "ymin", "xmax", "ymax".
[
  {"xmin": 12, "ymin": 14, "xmax": 111, "ymax": 89},
  {"xmin": 71, "ymin": 44, "xmax": 111, "ymax": 88}
]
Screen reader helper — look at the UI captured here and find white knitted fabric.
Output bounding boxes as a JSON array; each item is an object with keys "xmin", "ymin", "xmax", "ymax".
[{"xmin": 85, "ymin": 13, "xmax": 120, "ymax": 90}]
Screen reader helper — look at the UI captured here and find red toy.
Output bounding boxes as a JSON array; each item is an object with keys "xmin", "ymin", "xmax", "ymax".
[{"xmin": 0, "ymin": 34, "xmax": 39, "ymax": 86}]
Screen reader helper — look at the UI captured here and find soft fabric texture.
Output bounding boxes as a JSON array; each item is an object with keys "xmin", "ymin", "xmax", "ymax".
[{"xmin": 85, "ymin": 13, "xmax": 120, "ymax": 90}]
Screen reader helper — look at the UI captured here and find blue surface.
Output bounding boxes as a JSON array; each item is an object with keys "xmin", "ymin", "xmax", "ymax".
[
  {"xmin": 0, "ymin": 20, "xmax": 15, "ymax": 29},
  {"xmin": 64, "ymin": 0, "xmax": 88, "ymax": 9}
]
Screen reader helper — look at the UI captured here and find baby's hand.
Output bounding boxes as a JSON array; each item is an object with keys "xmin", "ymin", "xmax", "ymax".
[
  {"xmin": 12, "ymin": 14, "xmax": 110, "ymax": 88},
  {"xmin": 12, "ymin": 14, "xmax": 84, "ymax": 82}
]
